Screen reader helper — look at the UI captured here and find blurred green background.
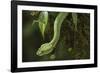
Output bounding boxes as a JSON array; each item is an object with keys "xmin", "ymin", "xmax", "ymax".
[{"xmin": 22, "ymin": 10, "xmax": 90, "ymax": 62}]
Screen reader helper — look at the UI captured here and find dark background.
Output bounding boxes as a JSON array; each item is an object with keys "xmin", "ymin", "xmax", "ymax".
[{"xmin": 22, "ymin": 10, "xmax": 90, "ymax": 62}]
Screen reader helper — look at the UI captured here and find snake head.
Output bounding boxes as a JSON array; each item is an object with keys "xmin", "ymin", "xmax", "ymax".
[{"xmin": 36, "ymin": 43, "xmax": 53, "ymax": 56}]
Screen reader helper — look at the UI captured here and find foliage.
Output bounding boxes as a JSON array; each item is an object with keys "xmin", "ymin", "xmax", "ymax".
[
  {"xmin": 22, "ymin": 10, "xmax": 90, "ymax": 62},
  {"xmin": 32, "ymin": 12, "xmax": 48, "ymax": 39}
]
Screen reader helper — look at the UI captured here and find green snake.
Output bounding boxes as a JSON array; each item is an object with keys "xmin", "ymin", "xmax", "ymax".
[{"xmin": 36, "ymin": 12, "xmax": 69, "ymax": 56}]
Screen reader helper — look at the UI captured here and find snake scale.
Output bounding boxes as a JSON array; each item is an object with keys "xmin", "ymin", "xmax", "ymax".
[{"xmin": 36, "ymin": 12, "xmax": 69, "ymax": 56}]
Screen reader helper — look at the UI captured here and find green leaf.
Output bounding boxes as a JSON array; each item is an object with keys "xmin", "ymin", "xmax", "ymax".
[
  {"xmin": 38, "ymin": 11, "xmax": 48, "ymax": 38},
  {"xmin": 30, "ymin": 11, "xmax": 39, "ymax": 16},
  {"xmin": 50, "ymin": 54, "xmax": 56, "ymax": 60},
  {"xmin": 68, "ymin": 48, "xmax": 73, "ymax": 52},
  {"xmin": 32, "ymin": 20, "xmax": 39, "ymax": 26},
  {"xmin": 72, "ymin": 13, "xmax": 77, "ymax": 31}
]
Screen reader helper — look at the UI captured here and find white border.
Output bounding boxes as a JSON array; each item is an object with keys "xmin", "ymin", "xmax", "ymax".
[{"xmin": 17, "ymin": 5, "xmax": 94, "ymax": 68}]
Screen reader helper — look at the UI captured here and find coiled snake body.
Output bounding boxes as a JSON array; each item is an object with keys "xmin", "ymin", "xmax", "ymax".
[{"xmin": 36, "ymin": 12, "xmax": 69, "ymax": 56}]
